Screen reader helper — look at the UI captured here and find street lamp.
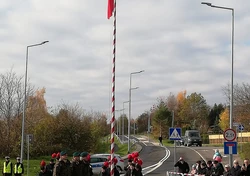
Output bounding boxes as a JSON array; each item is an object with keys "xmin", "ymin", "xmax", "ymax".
[
  {"xmin": 21, "ymin": 41, "xmax": 49, "ymax": 162},
  {"xmin": 128, "ymin": 70, "xmax": 144, "ymax": 153},
  {"xmin": 123, "ymin": 101, "xmax": 129, "ymax": 142},
  {"xmin": 201, "ymin": 2, "xmax": 234, "ymax": 166}
]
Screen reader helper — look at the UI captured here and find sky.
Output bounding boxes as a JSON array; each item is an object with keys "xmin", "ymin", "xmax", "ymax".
[{"xmin": 1, "ymin": 0, "xmax": 250, "ymax": 120}]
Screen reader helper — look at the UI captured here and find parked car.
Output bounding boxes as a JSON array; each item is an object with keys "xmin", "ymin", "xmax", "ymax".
[
  {"xmin": 91, "ymin": 153, "xmax": 125, "ymax": 173},
  {"xmin": 176, "ymin": 136, "xmax": 184, "ymax": 146},
  {"xmin": 90, "ymin": 155, "xmax": 108, "ymax": 175}
]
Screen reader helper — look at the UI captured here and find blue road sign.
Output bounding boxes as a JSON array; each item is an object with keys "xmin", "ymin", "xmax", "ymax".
[
  {"xmin": 238, "ymin": 124, "xmax": 244, "ymax": 131},
  {"xmin": 224, "ymin": 142, "xmax": 237, "ymax": 154},
  {"xmin": 169, "ymin": 127, "xmax": 181, "ymax": 140}
]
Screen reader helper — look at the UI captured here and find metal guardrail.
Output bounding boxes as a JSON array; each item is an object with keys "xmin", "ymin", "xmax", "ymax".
[{"xmin": 166, "ymin": 172, "xmax": 224, "ymax": 176}]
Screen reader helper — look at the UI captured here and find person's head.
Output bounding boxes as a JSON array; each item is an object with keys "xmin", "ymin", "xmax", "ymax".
[
  {"xmin": 192, "ymin": 164, "xmax": 196, "ymax": 170},
  {"xmin": 215, "ymin": 149, "xmax": 219, "ymax": 153},
  {"xmin": 60, "ymin": 151, "xmax": 68, "ymax": 160},
  {"xmin": 213, "ymin": 160, "xmax": 218, "ymax": 166},
  {"xmin": 5, "ymin": 156, "xmax": 10, "ymax": 161},
  {"xmin": 207, "ymin": 160, "xmax": 212, "ymax": 167},
  {"xmin": 233, "ymin": 160, "xmax": 239, "ymax": 167},
  {"xmin": 135, "ymin": 164, "xmax": 141, "ymax": 171},
  {"xmin": 73, "ymin": 152, "xmax": 80, "ymax": 161},
  {"xmin": 40, "ymin": 166, "xmax": 46, "ymax": 172},
  {"xmin": 201, "ymin": 162, "xmax": 206, "ymax": 169},
  {"xmin": 224, "ymin": 164, "xmax": 230, "ymax": 171},
  {"xmin": 128, "ymin": 159, "xmax": 133, "ymax": 165},
  {"xmin": 179, "ymin": 157, "xmax": 184, "ymax": 164},
  {"xmin": 129, "ymin": 163, "xmax": 135, "ymax": 170},
  {"xmin": 16, "ymin": 157, "xmax": 21, "ymax": 163},
  {"xmin": 80, "ymin": 152, "xmax": 88, "ymax": 161},
  {"xmin": 50, "ymin": 159, "xmax": 55, "ymax": 164},
  {"xmin": 196, "ymin": 160, "xmax": 201, "ymax": 165},
  {"xmin": 244, "ymin": 158, "xmax": 249, "ymax": 166}
]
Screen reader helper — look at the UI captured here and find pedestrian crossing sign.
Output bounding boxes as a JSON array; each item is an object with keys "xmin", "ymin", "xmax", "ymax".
[{"xmin": 169, "ymin": 127, "xmax": 181, "ymax": 140}]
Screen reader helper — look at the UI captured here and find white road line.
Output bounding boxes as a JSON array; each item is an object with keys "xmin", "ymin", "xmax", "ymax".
[
  {"xmin": 185, "ymin": 146, "xmax": 207, "ymax": 163},
  {"xmin": 142, "ymin": 146, "xmax": 171, "ymax": 175}
]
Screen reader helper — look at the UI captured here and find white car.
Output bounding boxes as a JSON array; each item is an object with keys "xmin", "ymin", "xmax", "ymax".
[
  {"xmin": 90, "ymin": 155, "xmax": 108, "ymax": 175},
  {"xmin": 91, "ymin": 153, "xmax": 125, "ymax": 173}
]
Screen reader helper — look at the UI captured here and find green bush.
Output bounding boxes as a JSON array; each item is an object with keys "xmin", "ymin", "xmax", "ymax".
[
  {"xmin": 239, "ymin": 143, "xmax": 250, "ymax": 159},
  {"xmin": 201, "ymin": 134, "xmax": 209, "ymax": 144}
]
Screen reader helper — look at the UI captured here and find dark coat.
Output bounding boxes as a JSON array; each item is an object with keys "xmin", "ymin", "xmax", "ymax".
[
  {"xmin": 46, "ymin": 163, "xmax": 55, "ymax": 176},
  {"xmin": 102, "ymin": 167, "xmax": 120, "ymax": 176},
  {"xmin": 81, "ymin": 160, "xmax": 92, "ymax": 176},
  {"xmin": 229, "ymin": 165, "xmax": 242, "ymax": 176},
  {"xmin": 125, "ymin": 168, "xmax": 137, "ymax": 176},
  {"xmin": 241, "ymin": 164, "xmax": 250, "ymax": 176},
  {"xmin": 55, "ymin": 160, "xmax": 72, "ymax": 176},
  {"xmin": 38, "ymin": 170, "xmax": 50, "ymax": 176},
  {"xmin": 212, "ymin": 163, "xmax": 224, "ymax": 176},
  {"xmin": 205, "ymin": 165, "xmax": 214, "ymax": 176},
  {"xmin": 71, "ymin": 161, "xmax": 82, "ymax": 176},
  {"xmin": 174, "ymin": 161, "xmax": 190, "ymax": 173}
]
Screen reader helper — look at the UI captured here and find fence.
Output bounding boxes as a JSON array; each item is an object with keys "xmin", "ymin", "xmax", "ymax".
[
  {"xmin": 209, "ymin": 132, "xmax": 250, "ymax": 144},
  {"xmin": 166, "ymin": 172, "xmax": 224, "ymax": 176}
]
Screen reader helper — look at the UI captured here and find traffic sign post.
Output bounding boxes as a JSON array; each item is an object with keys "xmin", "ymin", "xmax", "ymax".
[
  {"xmin": 169, "ymin": 128, "xmax": 181, "ymax": 140},
  {"xmin": 224, "ymin": 142, "xmax": 237, "ymax": 154},
  {"xmin": 238, "ymin": 124, "xmax": 244, "ymax": 152},
  {"xmin": 238, "ymin": 124, "xmax": 244, "ymax": 131},
  {"xmin": 169, "ymin": 127, "xmax": 181, "ymax": 174},
  {"xmin": 223, "ymin": 128, "xmax": 236, "ymax": 142}
]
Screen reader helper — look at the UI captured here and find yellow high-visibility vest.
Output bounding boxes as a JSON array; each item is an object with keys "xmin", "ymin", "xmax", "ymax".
[
  {"xmin": 3, "ymin": 161, "xmax": 12, "ymax": 173},
  {"xmin": 14, "ymin": 163, "xmax": 23, "ymax": 174}
]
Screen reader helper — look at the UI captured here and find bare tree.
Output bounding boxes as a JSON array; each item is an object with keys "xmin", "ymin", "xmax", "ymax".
[{"xmin": 0, "ymin": 69, "xmax": 34, "ymax": 154}]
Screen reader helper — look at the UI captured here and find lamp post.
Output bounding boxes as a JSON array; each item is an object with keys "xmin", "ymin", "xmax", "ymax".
[
  {"xmin": 128, "ymin": 70, "xmax": 144, "ymax": 153},
  {"xmin": 201, "ymin": 2, "xmax": 234, "ymax": 167},
  {"xmin": 21, "ymin": 41, "xmax": 49, "ymax": 162},
  {"xmin": 123, "ymin": 101, "xmax": 129, "ymax": 142}
]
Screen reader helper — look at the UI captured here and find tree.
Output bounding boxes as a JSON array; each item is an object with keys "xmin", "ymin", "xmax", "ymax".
[
  {"xmin": 219, "ymin": 108, "xmax": 229, "ymax": 131},
  {"xmin": 179, "ymin": 92, "xmax": 210, "ymax": 133},
  {"xmin": 222, "ymin": 82, "xmax": 250, "ymax": 131},
  {"xmin": 208, "ymin": 103, "xmax": 225, "ymax": 133},
  {"xmin": 152, "ymin": 99, "xmax": 172, "ymax": 138},
  {"xmin": 0, "ymin": 70, "xmax": 34, "ymax": 154},
  {"xmin": 137, "ymin": 112, "xmax": 149, "ymax": 133}
]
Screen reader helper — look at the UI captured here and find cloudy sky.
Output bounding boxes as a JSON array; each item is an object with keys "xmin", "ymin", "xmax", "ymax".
[{"xmin": 1, "ymin": 0, "xmax": 250, "ymax": 119}]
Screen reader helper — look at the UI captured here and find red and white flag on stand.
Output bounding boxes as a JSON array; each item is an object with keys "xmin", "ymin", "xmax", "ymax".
[{"xmin": 107, "ymin": 0, "xmax": 114, "ymax": 19}]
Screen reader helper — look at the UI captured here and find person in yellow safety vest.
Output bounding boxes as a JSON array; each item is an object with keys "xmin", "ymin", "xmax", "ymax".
[
  {"xmin": 14, "ymin": 157, "xmax": 24, "ymax": 176},
  {"xmin": 2, "ymin": 156, "xmax": 12, "ymax": 176}
]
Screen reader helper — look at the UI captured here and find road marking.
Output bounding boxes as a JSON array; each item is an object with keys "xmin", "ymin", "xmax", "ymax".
[
  {"xmin": 185, "ymin": 146, "xmax": 207, "ymax": 163},
  {"xmin": 142, "ymin": 146, "xmax": 171, "ymax": 175}
]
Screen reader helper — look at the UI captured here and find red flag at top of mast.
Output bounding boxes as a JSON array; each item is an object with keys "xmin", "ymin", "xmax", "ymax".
[{"xmin": 107, "ymin": 0, "xmax": 114, "ymax": 19}]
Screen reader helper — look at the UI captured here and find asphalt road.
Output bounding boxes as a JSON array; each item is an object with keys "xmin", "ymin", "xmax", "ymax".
[{"xmin": 118, "ymin": 135, "xmax": 243, "ymax": 176}]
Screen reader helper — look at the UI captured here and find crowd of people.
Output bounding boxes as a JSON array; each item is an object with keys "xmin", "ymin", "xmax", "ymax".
[
  {"xmin": 101, "ymin": 152, "xmax": 143, "ymax": 176},
  {"xmin": 38, "ymin": 151, "xmax": 93, "ymax": 176},
  {"xmin": 174, "ymin": 149, "xmax": 250, "ymax": 176}
]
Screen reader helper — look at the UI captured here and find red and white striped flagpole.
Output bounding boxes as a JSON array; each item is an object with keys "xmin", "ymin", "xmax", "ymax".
[{"xmin": 109, "ymin": 0, "xmax": 116, "ymax": 176}]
